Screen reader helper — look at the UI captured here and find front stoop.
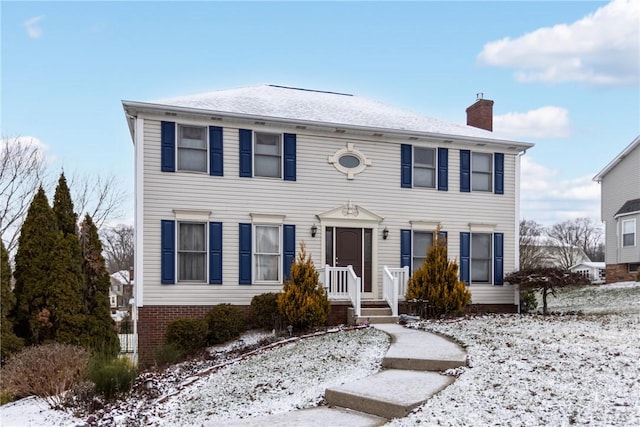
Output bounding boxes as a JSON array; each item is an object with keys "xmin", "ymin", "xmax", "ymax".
[
  {"xmin": 325, "ymin": 370, "xmax": 454, "ymax": 419},
  {"xmin": 348, "ymin": 307, "xmax": 398, "ymax": 325}
]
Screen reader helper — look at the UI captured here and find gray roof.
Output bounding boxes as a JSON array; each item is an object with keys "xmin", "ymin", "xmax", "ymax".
[
  {"xmin": 124, "ymin": 84, "xmax": 532, "ymax": 148},
  {"xmin": 615, "ymin": 198, "xmax": 640, "ymax": 217}
]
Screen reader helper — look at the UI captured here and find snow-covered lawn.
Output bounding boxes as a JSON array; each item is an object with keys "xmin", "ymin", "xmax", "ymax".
[{"xmin": 2, "ymin": 282, "xmax": 639, "ymax": 426}]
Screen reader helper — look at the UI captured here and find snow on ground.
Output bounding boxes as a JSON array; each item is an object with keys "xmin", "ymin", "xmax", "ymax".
[{"xmin": 2, "ymin": 282, "xmax": 639, "ymax": 426}]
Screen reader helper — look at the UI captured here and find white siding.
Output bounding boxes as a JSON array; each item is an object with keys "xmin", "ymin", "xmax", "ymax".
[
  {"xmin": 141, "ymin": 116, "xmax": 519, "ymax": 306},
  {"xmin": 601, "ymin": 144, "xmax": 640, "ymax": 264}
]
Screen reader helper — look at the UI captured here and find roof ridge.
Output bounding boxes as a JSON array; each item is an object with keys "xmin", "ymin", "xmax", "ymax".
[{"xmin": 267, "ymin": 84, "xmax": 353, "ymax": 97}]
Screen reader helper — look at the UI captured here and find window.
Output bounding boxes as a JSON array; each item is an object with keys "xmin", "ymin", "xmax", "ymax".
[
  {"xmin": 178, "ymin": 222, "xmax": 207, "ymax": 282},
  {"xmin": 472, "ymin": 152, "xmax": 492, "ymax": 192},
  {"xmin": 471, "ymin": 233, "xmax": 492, "ymax": 283},
  {"xmin": 254, "ymin": 225, "xmax": 281, "ymax": 282},
  {"xmin": 414, "ymin": 147, "xmax": 436, "ymax": 188},
  {"xmin": 629, "ymin": 263, "xmax": 639, "ymax": 273},
  {"xmin": 178, "ymin": 125, "xmax": 207, "ymax": 172},
  {"xmin": 254, "ymin": 133, "xmax": 282, "ymax": 178},
  {"xmin": 622, "ymin": 219, "xmax": 636, "ymax": 247},
  {"xmin": 412, "ymin": 231, "xmax": 434, "ymax": 269}
]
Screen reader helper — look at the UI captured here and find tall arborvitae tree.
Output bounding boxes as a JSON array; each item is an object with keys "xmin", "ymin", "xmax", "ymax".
[
  {"xmin": 13, "ymin": 187, "xmax": 87, "ymax": 346},
  {"xmin": 405, "ymin": 227, "xmax": 471, "ymax": 317},
  {"xmin": 13, "ymin": 187, "xmax": 61, "ymax": 344},
  {"xmin": 53, "ymin": 173, "xmax": 78, "ymax": 237},
  {"xmin": 80, "ymin": 214, "xmax": 119, "ymax": 356},
  {"xmin": 1, "ymin": 240, "xmax": 23, "ymax": 361}
]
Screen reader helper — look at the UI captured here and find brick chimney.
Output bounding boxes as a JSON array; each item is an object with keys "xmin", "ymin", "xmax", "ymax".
[{"xmin": 466, "ymin": 93, "xmax": 494, "ymax": 132}]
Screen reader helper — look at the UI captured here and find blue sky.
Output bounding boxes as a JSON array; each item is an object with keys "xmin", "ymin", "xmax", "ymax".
[{"xmin": 2, "ymin": 0, "xmax": 638, "ymax": 227}]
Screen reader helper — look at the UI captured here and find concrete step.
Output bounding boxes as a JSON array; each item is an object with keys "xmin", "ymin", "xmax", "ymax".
[
  {"xmin": 325, "ymin": 369, "xmax": 454, "ymax": 419},
  {"xmin": 361, "ymin": 307, "xmax": 393, "ymax": 316},
  {"xmin": 364, "ymin": 315, "xmax": 399, "ymax": 324},
  {"xmin": 218, "ymin": 406, "xmax": 386, "ymax": 427}
]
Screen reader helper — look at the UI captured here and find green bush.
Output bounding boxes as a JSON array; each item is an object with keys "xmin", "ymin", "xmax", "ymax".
[
  {"xmin": 205, "ymin": 304, "xmax": 246, "ymax": 345},
  {"xmin": 165, "ymin": 317, "xmax": 208, "ymax": 353},
  {"xmin": 154, "ymin": 342, "xmax": 182, "ymax": 367},
  {"xmin": 278, "ymin": 243, "xmax": 330, "ymax": 330},
  {"xmin": 87, "ymin": 354, "xmax": 137, "ymax": 400},
  {"xmin": 0, "ymin": 343, "xmax": 89, "ymax": 409},
  {"xmin": 250, "ymin": 293, "xmax": 280, "ymax": 330},
  {"xmin": 405, "ymin": 228, "xmax": 471, "ymax": 318},
  {"xmin": 1, "ymin": 391, "xmax": 15, "ymax": 405},
  {"xmin": 520, "ymin": 289, "xmax": 538, "ymax": 313}
]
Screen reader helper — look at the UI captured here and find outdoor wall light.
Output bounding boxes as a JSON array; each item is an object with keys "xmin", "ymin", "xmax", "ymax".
[
  {"xmin": 311, "ymin": 224, "xmax": 318, "ymax": 238},
  {"xmin": 383, "ymin": 227, "xmax": 389, "ymax": 240}
]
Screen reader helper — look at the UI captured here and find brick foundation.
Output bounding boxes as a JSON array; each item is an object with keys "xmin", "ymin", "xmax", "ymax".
[{"xmin": 606, "ymin": 263, "xmax": 638, "ymax": 283}]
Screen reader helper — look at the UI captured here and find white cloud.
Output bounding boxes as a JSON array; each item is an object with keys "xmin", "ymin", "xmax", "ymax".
[
  {"xmin": 520, "ymin": 156, "xmax": 601, "ymax": 225},
  {"xmin": 494, "ymin": 106, "xmax": 571, "ymax": 139},
  {"xmin": 24, "ymin": 15, "xmax": 45, "ymax": 39},
  {"xmin": 1, "ymin": 136, "xmax": 54, "ymax": 164},
  {"xmin": 478, "ymin": 0, "xmax": 640, "ymax": 87}
]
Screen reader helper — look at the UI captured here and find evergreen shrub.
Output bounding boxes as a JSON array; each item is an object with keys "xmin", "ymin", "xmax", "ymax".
[
  {"xmin": 278, "ymin": 243, "xmax": 330, "ymax": 330},
  {"xmin": 520, "ymin": 289, "xmax": 538, "ymax": 313},
  {"xmin": 87, "ymin": 354, "xmax": 137, "ymax": 400},
  {"xmin": 0, "ymin": 343, "xmax": 89, "ymax": 409},
  {"xmin": 205, "ymin": 304, "xmax": 246, "ymax": 345},
  {"xmin": 154, "ymin": 342, "xmax": 182, "ymax": 367},
  {"xmin": 165, "ymin": 317, "xmax": 208, "ymax": 353},
  {"xmin": 250, "ymin": 293, "xmax": 280, "ymax": 330},
  {"xmin": 405, "ymin": 228, "xmax": 471, "ymax": 318}
]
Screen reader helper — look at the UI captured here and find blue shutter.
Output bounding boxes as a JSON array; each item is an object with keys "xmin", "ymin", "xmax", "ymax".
[
  {"xmin": 239, "ymin": 129, "xmax": 252, "ymax": 177},
  {"xmin": 494, "ymin": 233, "xmax": 504, "ymax": 285},
  {"xmin": 209, "ymin": 126, "xmax": 223, "ymax": 177},
  {"xmin": 161, "ymin": 121, "xmax": 175, "ymax": 172},
  {"xmin": 494, "ymin": 153, "xmax": 504, "ymax": 195},
  {"xmin": 400, "ymin": 229, "xmax": 411, "ymax": 270},
  {"xmin": 460, "ymin": 232, "xmax": 470, "ymax": 285},
  {"xmin": 283, "ymin": 225, "xmax": 296, "ymax": 280},
  {"xmin": 161, "ymin": 220, "xmax": 175, "ymax": 284},
  {"xmin": 437, "ymin": 147, "xmax": 448, "ymax": 191},
  {"xmin": 401, "ymin": 144, "xmax": 412, "ymax": 188},
  {"xmin": 209, "ymin": 222, "xmax": 222, "ymax": 284},
  {"xmin": 460, "ymin": 150, "xmax": 470, "ymax": 192},
  {"xmin": 239, "ymin": 223, "xmax": 252, "ymax": 284},
  {"xmin": 283, "ymin": 133, "xmax": 296, "ymax": 181}
]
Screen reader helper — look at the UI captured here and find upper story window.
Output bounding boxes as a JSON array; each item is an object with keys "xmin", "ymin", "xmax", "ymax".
[
  {"xmin": 401, "ymin": 145, "xmax": 448, "ymax": 191},
  {"xmin": 472, "ymin": 152, "xmax": 492, "ymax": 192},
  {"xmin": 414, "ymin": 147, "xmax": 436, "ymax": 188},
  {"xmin": 622, "ymin": 219, "xmax": 636, "ymax": 247},
  {"xmin": 178, "ymin": 125, "xmax": 208, "ymax": 173},
  {"xmin": 178, "ymin": 222, "xmax": 207, "ymax": 282},
  {"xmin": 254, "ymin": 133, "xmax": 282, "ymax": 178},
  {"xmin": 460, "ymin": 150, "xmax": 503, "ymax": 194}
]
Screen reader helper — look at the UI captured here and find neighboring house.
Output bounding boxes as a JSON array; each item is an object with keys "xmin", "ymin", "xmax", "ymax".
[
  {"xmin": 594, "ymin": 136, "xmax": 640, "ymax": 283},
  {"xmin": 109, "ymin": 269, "xmax": 134, "ymax": 311},
  {"xmin": 521, "ymin": 235, "xmax": 591, "ymax": 269},
  {"xmin": 123, "ymin": 85, "xmax": 534, "ymax": 363},
  {"xmin": 570, "ymin": 261, "xmax": 606, "ymax": 284}
]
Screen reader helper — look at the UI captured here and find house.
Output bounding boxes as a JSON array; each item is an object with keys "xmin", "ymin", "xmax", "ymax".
[
  {"xmin": 521, "ymin": 235, "xmax": 591, "ymax": 269},
  {"xmin": 594, "ymin": 135, "xmax": 640, "ymax": 283},
  {"xmin": 570, "ymin": 261, "xmax": 606, "ymax": 283},
  {"xmin": 122, "ymin": 85, "xmax": 534, "ymax": 364},
  {"xmin": 109, "ymin": 269, "xmax": 134, "ymax": 311}
]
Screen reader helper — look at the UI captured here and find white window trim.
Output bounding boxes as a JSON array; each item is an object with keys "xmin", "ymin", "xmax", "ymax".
[
  {"xmin": 328, "ymin": 143, "xmax": 372, "ymax": 180},
  {"xmin": 176, "ymin": 124, "xmax": 209, "ymax": 174},
  {"xmin": 471, "ymin": 152, "xmax": 492, "ymax": 192},
  {"xmin": 253, "ymin": 131, "xmax": 283, "ymax": 179},
  {"xmin": 470, "ymin": 232, "xmax": 493, "ymax": 284},
  {"xmin": 622, "ymin": 218, "xmax": 636, "ymax": 247},
  {"xmin": 468, "ymin": 222, "xmax": 497, "ymax": 233},
  {"xmin": 176, "ymin": 221, "xmax": 208, "ymax": 284},
  {"xmin": 413, "ymin": 146, "xmax": 436, "ymax": 189},
  {"xmin": 252, "ymin": 223, "xmax": 283, "ymax": 285}
]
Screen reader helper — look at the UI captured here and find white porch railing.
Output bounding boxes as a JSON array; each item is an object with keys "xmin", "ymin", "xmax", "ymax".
[
  {"xmin": 319, "ymin": 265, "xmax": 361, "ymax": 317},
  {"xmin": 383, "ymin": 266, "xmax": 410, "ymax": 316}
]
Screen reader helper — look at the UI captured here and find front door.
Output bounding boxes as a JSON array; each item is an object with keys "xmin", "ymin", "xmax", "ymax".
[{"xmin": 329, "ymin": 227, "xmax": 373, "ymax": 293}]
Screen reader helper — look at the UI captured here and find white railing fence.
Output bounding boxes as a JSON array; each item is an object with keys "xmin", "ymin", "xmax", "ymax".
[
  {"xmin": 382, "ymin": 266, "xmax": 399, "ymax": 317},
  {"xmin": 319, "ymin": 265, "xmax": 361, "ymax": 317},
  {"xmin": 387, "ymin": 266, "xmax": 410, "ymax": 300}
]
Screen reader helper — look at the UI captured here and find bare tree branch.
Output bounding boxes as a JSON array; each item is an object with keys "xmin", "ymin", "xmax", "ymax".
[
  {"xmin": 0, "ymin": 137, "xmax": 49, "ymax": 254},
  {"xmin": 546, "ymin": 218, "xmax": 603, "ymax": 268},
  {"xmin": 100, "ymin": 224, "xmax": 134, "ymax": 273},
  {"xmin": 68, "ymin": 172, "xmax": 127, "ymax": 231},
  {"xmin": 519, "ymin": 219, "xmax": 547, "ymax": 270}
]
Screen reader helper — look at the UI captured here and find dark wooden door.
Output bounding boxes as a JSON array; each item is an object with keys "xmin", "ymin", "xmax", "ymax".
[{"xmin": 335, "ymin": 228, "xmax": 362, "ymax": 276}]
